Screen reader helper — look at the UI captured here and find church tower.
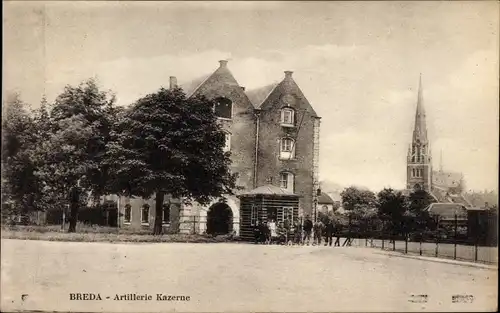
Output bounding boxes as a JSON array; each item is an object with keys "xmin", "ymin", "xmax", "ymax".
[{"xmin": 407, "ymin": 75, "xmax": 432, "ymax": 192}]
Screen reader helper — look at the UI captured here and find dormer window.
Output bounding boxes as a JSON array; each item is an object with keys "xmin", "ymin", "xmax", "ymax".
[
  {"xmin": 280, "ymin": 138, "xmax": 295, "ymax": 159},
  {"xmin": 214, "ymin": 97, "xmax": 232, "ymax": 120},
  {"xmin": 280, "ymin": 108, "xmax": 295, "ymax": 127}
]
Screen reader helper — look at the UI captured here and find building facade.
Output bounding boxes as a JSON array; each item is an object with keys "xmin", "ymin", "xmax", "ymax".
[{"xmin": 119, "ymin": 60, "xmax": 320, "ymax": 235}]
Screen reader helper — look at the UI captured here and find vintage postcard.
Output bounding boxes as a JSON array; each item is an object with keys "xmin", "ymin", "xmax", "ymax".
[{"xmin": 2, "ymin": 1, "xmax": 498, "ymax": 312}]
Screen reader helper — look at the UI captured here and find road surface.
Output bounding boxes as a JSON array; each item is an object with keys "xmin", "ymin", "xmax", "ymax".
[{"xmin": 1, "ymin": 239, "xmax": 497, "ymax": 312}]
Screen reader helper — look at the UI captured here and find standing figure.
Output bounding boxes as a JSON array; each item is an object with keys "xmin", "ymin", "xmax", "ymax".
[
  {"xmin": 260, "ymin": 221, "xmax": 269, "ymax": 244},
  {"xmin": 294, "ymin": 219, "xmax": 302, "ymax": 245},
  {"xmin": 284, "ymin": 217, "xmax": 292, "ymax": 244},
  {"xmin": 334, "ymin": 222, "xmax": 342, "ymax": 246},
  {"xmin": 303, "ymin": 215, "xmax": 313, "ymax": 246},
  {"xmin": 325, "ymin": 218, "xmax": 334, "ymax": 246},
  {"xmin": 313, "ymin": 221, "xmax": 321, "ymax": 246},
  {"xmin": 253, "ymin": 220, "xmax": 261, "ymax": 244},
  {"xmin": 269, "ymin": 219, "xmax": 277, "ymax": 244}
]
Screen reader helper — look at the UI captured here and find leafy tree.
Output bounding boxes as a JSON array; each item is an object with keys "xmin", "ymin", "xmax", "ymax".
[
  {"xmin": 376, "ymin": 188, "xmax": 408, "ymax": 237},
  {"xmin": 1, "ymin": 93, "xmax": 39, "ymax": 219},
  {"xmin": 106, "ymin": 87, "xmax": 237, "ymax": 235},
  {"xmin": 340, "ymin": 187, "xmax": 377, "ymax": 236},
  {"xmin": 31, "ymin": 79, "xmax": 118, "ymax": 232},
  {"xmin": 50, "ymin": 79, "xmax": 118, "ymax": 203},
  {"xmin": 407, "ymin": 189, "xmax": 435, "ymax": 232}
]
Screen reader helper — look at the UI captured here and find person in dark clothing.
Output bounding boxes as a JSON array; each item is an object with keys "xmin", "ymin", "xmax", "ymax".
[
  {"xmin": 293, "ymin": 220, "xmax": 302, "ymax": 245},
  {"xmin": 253, "ymin": 221, "xmax": 261, "ymax": 244},
  {"xmin": 259, "ymin": 221, "xmax": 268, "ymax": 244},
  {"xmin": 334, "ymin": 222, "xmax": 342, "ymax": 246},
  {"xmin": 284, "ymin": 218, "xmax": 292, "ymax": 244},
  {"xmin": 324, "ymin": 219, "xmax": 335, "ymax": 246},
  {"xmin": 303, "ymin": 215, "xmax": 313, "ymax": 245}
]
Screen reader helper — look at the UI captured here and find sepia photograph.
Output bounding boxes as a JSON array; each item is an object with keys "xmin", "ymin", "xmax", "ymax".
[{"xmin": 1, "ymin": 1, "xmax": 498, "ymax": 312}]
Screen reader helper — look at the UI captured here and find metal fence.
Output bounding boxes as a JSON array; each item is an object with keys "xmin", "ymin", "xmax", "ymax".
[{"xmin": 346, "ymin": 237, "xmax": 498, "ymax": 265}]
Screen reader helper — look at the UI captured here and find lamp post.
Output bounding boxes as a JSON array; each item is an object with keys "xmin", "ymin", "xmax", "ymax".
[{"xmin": 314, "ymin": 188, "xmax": 321, "ymax": 223}]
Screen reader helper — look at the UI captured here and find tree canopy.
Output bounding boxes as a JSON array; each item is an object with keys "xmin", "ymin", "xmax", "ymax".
[{"xmin": 106, "ymin": 87, "xmax": 237, "ymax": 234}]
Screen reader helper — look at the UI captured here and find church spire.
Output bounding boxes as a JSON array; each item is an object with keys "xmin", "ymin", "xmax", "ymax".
[{"xmin": 413, "ymin": 74, "xmax": 427, "ymax": 142}]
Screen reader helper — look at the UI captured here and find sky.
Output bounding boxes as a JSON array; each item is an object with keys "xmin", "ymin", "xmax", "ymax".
[{"xmin": 3, "ymin": 1, "xmax": 499, "ymax": 192}]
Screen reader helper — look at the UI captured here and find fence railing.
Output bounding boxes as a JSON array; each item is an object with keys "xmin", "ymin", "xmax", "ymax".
[{"xmin": 344, "ymin": 235, "xmax": 498, "ymax": 265}]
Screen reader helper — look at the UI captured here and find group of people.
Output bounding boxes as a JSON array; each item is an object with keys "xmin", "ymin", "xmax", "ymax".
[{"xmin": 253, "ymin": 215, "xmax": 342, "ymax": 246}]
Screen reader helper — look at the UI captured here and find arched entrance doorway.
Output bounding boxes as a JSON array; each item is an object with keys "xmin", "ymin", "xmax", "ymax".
[{"xmin": 207, "ymin": 202, "xmax": 233, "ymax": 235}]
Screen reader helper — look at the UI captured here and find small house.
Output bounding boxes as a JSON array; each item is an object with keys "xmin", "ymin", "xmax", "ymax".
[{"xmin": 237, "ymin": 184, "xmax": 300, "ymax": 241}]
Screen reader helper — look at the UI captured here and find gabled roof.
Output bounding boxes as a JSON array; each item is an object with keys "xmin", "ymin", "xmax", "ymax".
[
  {"xmin": 238, "ymin": 184, "xmax": 298, "ymax": 197},
  {"xmin": 245, "ymin": 83, "xmax": 279, "ymax": 109},
  {"xmin": 425, "ymin": 203, "xmax": 468, "ymax": 219},
  {"xmin": 180, "ymin": 74, "xmax": 212, "ymax": 98},
  {"xmin": 318, "ymin": 192, "xmax": 334, "ymax": 204}
]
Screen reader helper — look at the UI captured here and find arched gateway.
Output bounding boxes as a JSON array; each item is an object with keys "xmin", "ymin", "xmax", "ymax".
[{"xmin": 206, "ymin": 202, "xmax": 233, "ymax": 235}]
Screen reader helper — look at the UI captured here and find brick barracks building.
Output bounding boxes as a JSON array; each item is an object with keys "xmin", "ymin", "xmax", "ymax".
[{"xmin": 117, "ymin": 60, "xmax": 321, "ymax": 236}]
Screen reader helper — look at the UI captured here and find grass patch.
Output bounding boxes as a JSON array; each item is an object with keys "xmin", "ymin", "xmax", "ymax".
[{"xmin": 1, "ymin": 224, "xmax": 239, "ymax": 243}]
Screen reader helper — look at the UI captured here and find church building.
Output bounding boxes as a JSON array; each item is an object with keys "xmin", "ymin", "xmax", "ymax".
[
  {"xmin": 118, "ymin": 60, "xmax": 321, "ymax": 235},
  {"xmin": 406, "ymin": 75, "xmax": 469, "ymax": 206}
]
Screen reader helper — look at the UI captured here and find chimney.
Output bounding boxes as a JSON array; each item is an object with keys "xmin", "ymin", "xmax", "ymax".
[
  {"xmin": 284, "ymin": 71, "xmax": 293, "ymax": 80},
  {"xmin": 169, "ymin": 76, "xmax": 178, "ymax": 90},
  {"xmin": 219, "ymin": 60, "xmax": 228, "ymax": 68}
]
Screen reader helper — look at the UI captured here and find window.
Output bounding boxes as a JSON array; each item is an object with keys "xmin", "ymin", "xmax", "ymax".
[
  {"xmin": 162, "ymin": 204, "xmax": 170, "ymax": 224},
  {"xmin": 214, "ymin": 97, "xmax": 232, "ymax": 119},
  {"xmin": 280, "ymin": 172, "xmax": 295, "ymax": 192},
  {"xmin": 250, "ymin": 204, "xmax": 258, "ymax": 226},
  {"xmin": 282, "ymin": 207, "xmax": 293, "ymax": 222},
  {"xmin": 141, "ymin": 204, "xmax": 149, "ymax": 224},
  {"xmin": 281, "ymin": 108, "xmax": 295, "ymax": 126},
  {"xmin": 124, "ymin": 204, "xmax": 131, "ymax": 224},
  {"xmin": 280, "ymin": 138, "xmax": 295, "ymax": 159},
  {"xmin": 223, "ymin": 132, "xmax": 231, "ymax": 152}
]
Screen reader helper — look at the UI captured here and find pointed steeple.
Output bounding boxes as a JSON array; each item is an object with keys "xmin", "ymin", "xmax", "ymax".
[{"xmin": 413, "ymin": 74, "xmax": 428, "ymax": 142}]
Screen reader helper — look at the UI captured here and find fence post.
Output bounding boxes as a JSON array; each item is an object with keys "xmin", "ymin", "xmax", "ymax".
[
  {"xmin": 193, "ymin": 215, "xmax": 196, "ymax": 234},
  {"xmin": 381, "ymin": 220, "xmax": 385, "ymax": 249},
  {"xmin": 419, "ymin": 234, "xmax": 422, "ymax": 256},
  {"xmin": 474, "ymin": 240, "xmax": 478, "ymax": 262},
  {"xmin": 392, "ymin": 232, "xmax": 395, "ymax": 251},
  {"xmin": 405, "ymin": 233, "xmax": 408, "ymax": 254},
  {"xmin": 454, "ymin": 213, "xmax": 457, "ymax": 260},
  {"xmin": 435, "ymin": 217, "xmax": 440, "ymax": 258}
]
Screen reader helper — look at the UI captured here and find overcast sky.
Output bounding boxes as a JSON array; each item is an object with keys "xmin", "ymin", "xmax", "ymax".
[{"xmin": 3, "ymin": 1, "xmax": 498, "ymax": 192}]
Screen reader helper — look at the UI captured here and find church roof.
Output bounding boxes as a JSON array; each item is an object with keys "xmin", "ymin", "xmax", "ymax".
[{"xmin": 432, "ymin": 170, "xmax": 463, "ymax": 188}]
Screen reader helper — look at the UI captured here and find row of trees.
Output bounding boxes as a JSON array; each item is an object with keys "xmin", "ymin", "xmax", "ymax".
[
  {"xmin": 2, "ymin": 79, "xmax": 237, "ymax": 234},
  {"xmin": 319, "ymin": 186, "xmax": 436, "ymax": 238}
]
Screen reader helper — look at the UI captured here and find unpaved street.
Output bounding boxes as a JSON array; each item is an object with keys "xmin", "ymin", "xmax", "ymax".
[{"xmin": 1, "ymin": 239, "xmax": 497, "ymax": 312}]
